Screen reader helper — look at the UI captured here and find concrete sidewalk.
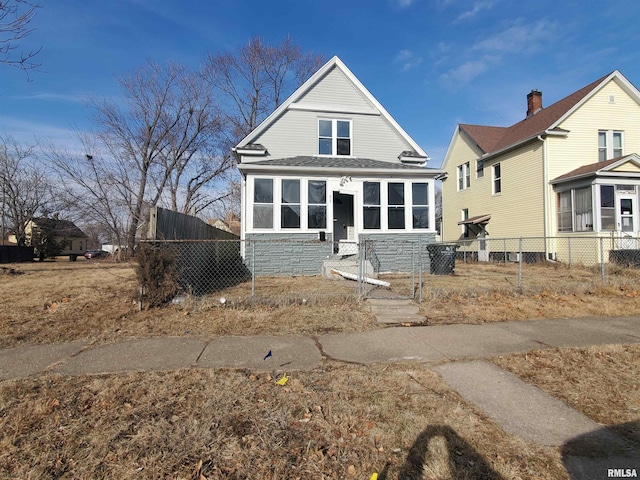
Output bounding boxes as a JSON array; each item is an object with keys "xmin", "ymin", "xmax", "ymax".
[{"xmin": 1, "ymin": 316, "xmax": 638, "ymax": 380}]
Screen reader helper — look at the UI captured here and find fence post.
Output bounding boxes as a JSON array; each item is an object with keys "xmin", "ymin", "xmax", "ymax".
[
  {"xmin": 418, "ymin": 247, "xmax": 423, "ymax": 303},
  {"xmin": 600, "ymin": 236, "xmax": 605, "ymax": 282},
  {"xmin": 411, "ymin": 242, "xmax": 415, "ymax": 299},
  {"xmin": 251, "ymin": 240, "xmax": 255, "ymax": 303},
  {"xmin": 567, "ymin": 236, "xmax": 572, "ymax": 269},
  {"xmin": 358, "ymin": 243, "xmax": 364, "ymax": 297},
  {"xmin": 518, "ymin": 237, "xmax": 523, "ymax": 293},
  {"xmin": 503, "ymin": 239, "xmax": 507, "ymax": 263}
]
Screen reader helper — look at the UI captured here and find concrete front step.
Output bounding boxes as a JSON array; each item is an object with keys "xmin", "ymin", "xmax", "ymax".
[
  {"xmin": 370, "ymin": 305, "xmax": 420, "ymax": 315},
  {"xmin": 375, "ymin": 314, "xmax": 426, "ymax": 324},
  {"xmin": 366, "ymin": 298, "xmax": 425, "ymax": 324}
]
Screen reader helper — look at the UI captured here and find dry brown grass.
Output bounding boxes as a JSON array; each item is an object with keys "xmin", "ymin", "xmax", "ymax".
[
  {"xmin": 417, "ymin": 262, "xmax": 640, "ymax": 324},
  {"xmin": 2, "ymin": 259, "xmax": 640, "ymax": 348},
  {"xmin": 0, "ymin": 259, "xmax": 377, "ymax": 348},
  {"xmin": 0, "ymin": 363, "xmax": 568, "ymax": 479},
  {"xmin": 493, "ymin": 344, "xmax": 640, "ymax": 445}
]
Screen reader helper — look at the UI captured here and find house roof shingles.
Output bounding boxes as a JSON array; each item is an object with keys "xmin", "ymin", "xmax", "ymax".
[
  {"xmin": 239, "ymin": 156, "xmax": 436, "ymax": 171},
  {"xmin": 552, "ymin": 156, "xmax": 634, "ymax": 183},
  {"xmin": 32, "ymin": 217, "xmax": 87, "ymax": 238},
  {"xmin": 461, "ymin": 73, "xmax": 612, "ymax": 155}
]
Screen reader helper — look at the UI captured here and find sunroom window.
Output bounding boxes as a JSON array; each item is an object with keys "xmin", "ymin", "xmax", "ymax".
[
  {"xmin": 253, "ymin": 179, "xmax": 273, "ymax": 228},
  {"xmin": 412, "ymin": 183, "xmax": 429, "ymax": 229},
  {"xmin": 388, "ymin": 183, "xmax": 405, "ymax": 229},
  {"xmin": 363, "ymin": 181, "xmax": 381, "ymax": 229},
  {"xmin": 281, "ymin": 179, "xmax": 300, "ymax": 228},
  {"xmin": 307, "ymin": 180, "xmax": 327, "ymax": 229}
]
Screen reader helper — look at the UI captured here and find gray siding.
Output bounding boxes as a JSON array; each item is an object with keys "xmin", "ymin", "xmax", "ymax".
[
  {"xmin": 297, "ymin": 66, "xmax": 375, "ymax": 111},
  {"xmin": 360, "ymin": 233, "xmax": 437, "ymax": 273},
  {"xmin": 245, "ymin": 233, "xmax": 334, "ymax": 276},
  {"xmin": 247, "ymin": 109, "xmax": 414, "ymax": 163}
]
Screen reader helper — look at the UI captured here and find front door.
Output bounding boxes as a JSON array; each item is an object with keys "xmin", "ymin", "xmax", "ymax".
[
  {"xmin": 617, "ymin": 194, "xmax": 638, "ymax": 249},
  {"xmin": 478, "ymin": 230, "xmax": 489, "ymax": 262},
  {"xmin": 333, "ymin": 192, "xmax": 354, "ymax": 253}
]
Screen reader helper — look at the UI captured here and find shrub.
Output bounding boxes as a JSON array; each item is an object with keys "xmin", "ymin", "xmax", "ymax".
[{"xmin": 135, "ymin": 243, "xmax": 180, "ymax": 308}]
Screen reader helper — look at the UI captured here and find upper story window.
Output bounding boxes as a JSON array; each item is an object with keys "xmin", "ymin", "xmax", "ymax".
[
  {"xmin": 319, "ymin": 119, "xmax": 351, "ymax": 156},
  {"xmin": 457, "ymin": 162, "xmax": 470, "ymax": 191},
  {"xmin": 492, "ymin": 163, "xmax": 501, "ymax": 194},
  {"xmin": 476, "ymin": 159, "xmax": 484, "ymax": 178},
  {"xmin": 598, "ymin": 130, "xmax": 623, "ymax": 161}
]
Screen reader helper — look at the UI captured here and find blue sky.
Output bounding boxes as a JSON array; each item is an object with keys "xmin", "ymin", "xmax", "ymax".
[{"xmin": 2, "ymin": 0, "xmax": 640, "ymax": 167}]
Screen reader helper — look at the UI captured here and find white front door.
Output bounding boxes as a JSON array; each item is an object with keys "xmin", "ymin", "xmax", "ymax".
[
  {"xmin": 478, "ymin": 231, "xmax": 489, "ymax": 262},
  {"xmin": 617, "ymin": 194, "xmax": 638, "ymax": 248}
]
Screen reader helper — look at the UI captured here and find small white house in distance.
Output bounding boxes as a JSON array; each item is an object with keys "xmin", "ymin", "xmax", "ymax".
[{"xmin": 233, "ymin": 56, "xmax": 443, "ymax": 274}]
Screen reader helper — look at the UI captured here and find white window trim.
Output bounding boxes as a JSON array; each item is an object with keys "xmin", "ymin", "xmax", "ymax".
[
  {"xmin": 247, "ymin": 176, "xmax": 329, "ymax": 233},
  {"xmin": 492, "ymin": 163, "xmax": 501, "ymax": 195},
  {"xmin": 361, "ymin": 179, "xmax": 435, "ymax": 233},
  {"xmin": 598, "ymin": 129, "xmax": 624, "ymax": 161},
  {"xmin": 318, "ymin": 118, "xmax": 353, "ymax": 157},
  {"xmin": 457, "ymin": 162, "xmax": 470, "ymax": 191}
]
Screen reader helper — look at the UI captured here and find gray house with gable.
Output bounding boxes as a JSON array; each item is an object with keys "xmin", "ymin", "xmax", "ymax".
[{"xmin": 233, "ymin": 56, "xmax": 443, "ymax": 274}]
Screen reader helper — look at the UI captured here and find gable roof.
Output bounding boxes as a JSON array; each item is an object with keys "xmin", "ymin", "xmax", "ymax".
[
  {"xmin": 32, "ymin": 217, "xmax": 87, "ymax": 238},
  {"xmin": 551, "ymin": 154, "xmax": 640, "ymax": 184},
  {"xmin": 460, "ymin": 71, "xmax": 640, "ymax": 157},
  {"xmin": 233, "ymin": 56, "xmax": 428, "ymax": 160}
]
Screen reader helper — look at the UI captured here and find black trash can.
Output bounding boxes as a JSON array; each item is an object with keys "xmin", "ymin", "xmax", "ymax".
[{"xmin": 426, "ymin": 243, "xmax": 458, "ymax": 275}]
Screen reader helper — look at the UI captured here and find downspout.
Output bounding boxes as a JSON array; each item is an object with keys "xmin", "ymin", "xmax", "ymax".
[{"xmin": 538, "ymin": 134, "xmax": 549, "ymax": 259}]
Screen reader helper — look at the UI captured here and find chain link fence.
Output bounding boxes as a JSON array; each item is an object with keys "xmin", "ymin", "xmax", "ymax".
[{"xmin": 138, "ymin": 236, "xmax": 640, "ymax": 306}]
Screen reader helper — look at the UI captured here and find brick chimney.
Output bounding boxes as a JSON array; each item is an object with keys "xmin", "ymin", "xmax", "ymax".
[{"xmin": 527, "ymin": 89, "xmax": 542, "ymax": 117}]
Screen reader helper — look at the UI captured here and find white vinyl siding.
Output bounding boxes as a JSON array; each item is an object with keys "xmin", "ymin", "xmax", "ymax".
[{"xmin": 297, "ymin": 66, "xmax": 375, "ymax": 111}]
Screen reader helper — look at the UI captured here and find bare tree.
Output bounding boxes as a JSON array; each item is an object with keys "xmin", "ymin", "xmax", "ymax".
[
  {"xmin": 57, "ymin": 61, "xmax": 231, "ymax": 252},
  {"xmin": 44, "ymin": 134, "xmax": 129, "ymax": 255},
  {"xmin": 1, "ymin": 0, "xmax": 41, "ymax": 76},
  {"xmin": 205, "ymin": 36, "xmax": 324, "ymax": 149},
  {"xmin": 0, "ymin": 136, "xmax": 52, "ymax": 245}
]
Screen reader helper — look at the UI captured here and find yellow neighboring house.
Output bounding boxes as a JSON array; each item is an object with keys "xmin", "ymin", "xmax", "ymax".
[
  {"xmin": 441, "ymin": 70, "xmax": 640, "ymax": 261},
  {"xmin": 23, "ymin": 217, "xmax": 88, "ymax": 259}
]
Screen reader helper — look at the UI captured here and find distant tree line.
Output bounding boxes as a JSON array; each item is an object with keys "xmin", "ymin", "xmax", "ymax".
[{"xmin": 1, "ymin": 37, "xmax": 324, "ymax": 255}]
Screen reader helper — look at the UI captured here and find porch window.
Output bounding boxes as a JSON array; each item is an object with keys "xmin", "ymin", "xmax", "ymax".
[
  {"xmin": 600, "ymin": 185, "xmax": 615, "ymax": 230},
  {"xmin": 318, "ymin": 119, "xmax": 351, "ymax": 156},
  {"xmin": 574, "ymin": 187, "xmax": 593, "ymax": 231},
  {"xmin": 253, "ymin": 178, "xmax": 274, "ymax": 228},
  {"xmin": 307, "ymin": 180, "xmax": 327, "ymax": 229},
  {"xmin": 281, "ymin": 179, "xmax": 300, "ymax": 228},
  {"xmin": 557, "ymin": 191, "xmax": 572, "ymax": 232},
  {"xmin": 412, "ymin": 183, "xmax": 429, "ymax": 229},
  {"xmin": 598, "ymin": 130, "xmax": 623, "ymax": 161},
  {"xmin": 388, "ymin": 182, "xmax": 405, "ymax": 229},
  {"xmin": 363, "ymin": 181, "xmax": 381, "ymax": 229}
]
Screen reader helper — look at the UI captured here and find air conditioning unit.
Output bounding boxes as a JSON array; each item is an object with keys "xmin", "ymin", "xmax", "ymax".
[{"xmin": 508, "ymin": 252, "xmax": 520, "ymax": 262}]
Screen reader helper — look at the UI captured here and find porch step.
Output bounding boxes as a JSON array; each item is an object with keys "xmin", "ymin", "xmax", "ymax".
[{"xmin": 367, "ymin": 298, "xmax": 425, "ymax": 325}]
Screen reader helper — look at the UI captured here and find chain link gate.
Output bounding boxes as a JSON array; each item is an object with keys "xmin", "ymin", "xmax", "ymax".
[{"xmin": 359, "ymin": 239, "xmax": 424, "ymax": 300}]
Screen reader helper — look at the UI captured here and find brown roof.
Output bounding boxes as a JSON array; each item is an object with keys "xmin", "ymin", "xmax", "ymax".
[
  {"xmin": 551, "ymin": 156, "xmax": 633, "ymax": 183},
  {"xmin": 32, "ymin": 217, "xmax": 87, "ymax": 238},
  {"xmin": 461, "ymin": 72, "xmax": 612, "ymax": 155}
]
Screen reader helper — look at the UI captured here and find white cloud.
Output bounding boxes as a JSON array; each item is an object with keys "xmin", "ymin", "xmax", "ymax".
[
  {"xmin": 472, "ymin": 19, "xmax": 559, "ymax": 55},
  {"xmin": 395, "ymin": 49, "xmax": 423, "ymax": 71},
  {"xmin": 6, "ymin": 92, "xmax": 87, "ymax": 104},
  {"xmin": 456, "ymin": 1, "xmax": 497, "ymax": 21},
  {"xmin": 440, "ymin": 59, "xmax": 490, "ymax": 86}
]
